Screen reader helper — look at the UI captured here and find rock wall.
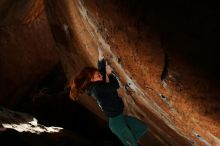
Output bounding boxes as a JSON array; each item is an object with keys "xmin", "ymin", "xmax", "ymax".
[
  {"xmin": 0, "ymin": 0, "xmax": 219, "ymax": 146},
  {"xmin": 0, "ymin": 0, "xmax": 59, "ymax": 107}
]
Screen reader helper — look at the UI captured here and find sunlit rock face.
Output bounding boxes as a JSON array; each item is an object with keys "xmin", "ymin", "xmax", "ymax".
[
  {"xmin": 0, "ymin": 0, "xmax": 220, "ymax": 146},
  {"xmin": 0, "ymin": 108, "xmax": 114, "ymax": 146},
  {"xmin": 0, "ymin": 107, "xmax": 63, "ymax": 134}
]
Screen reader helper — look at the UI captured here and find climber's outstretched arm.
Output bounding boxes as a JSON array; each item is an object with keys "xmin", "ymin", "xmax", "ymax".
[{"xmin": 98, "ymin": 47, "xmax": 104, "ymax": 61}]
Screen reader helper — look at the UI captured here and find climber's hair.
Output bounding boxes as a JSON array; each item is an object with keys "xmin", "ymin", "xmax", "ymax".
[{"xmin": 69, "ymin": 67, "xmax": 98, "ymax": 101}]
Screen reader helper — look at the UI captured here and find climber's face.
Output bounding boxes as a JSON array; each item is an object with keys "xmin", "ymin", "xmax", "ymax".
[{"xmin": 91, "ymin": 71, "xmax": 103, "ymax": 82}]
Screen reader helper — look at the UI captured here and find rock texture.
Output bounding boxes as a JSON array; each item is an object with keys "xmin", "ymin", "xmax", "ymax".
[
  {"xmin": 0, "ymin": 0, "xmax": 219, "ymax": 146},
  {"xmin": 0, "ymin": 107, "xmax": 63, "ymax": 134},
  {"xmin": 0, "ymin": 0, "xmax": 58, "ymax": 107}
]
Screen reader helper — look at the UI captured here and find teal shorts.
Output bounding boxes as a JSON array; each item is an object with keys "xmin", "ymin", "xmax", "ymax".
[{"xmin": 109, "ymin": 114, "xmax": 148, "ymax": 146}]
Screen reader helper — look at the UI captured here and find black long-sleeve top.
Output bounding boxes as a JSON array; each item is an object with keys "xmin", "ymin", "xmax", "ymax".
[{"xmin": 86, "ymin": 59, "xmax": 124, "ymax": 117}]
